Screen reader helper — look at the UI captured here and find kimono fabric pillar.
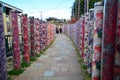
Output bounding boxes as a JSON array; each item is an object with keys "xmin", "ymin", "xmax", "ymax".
[
  {"xmin": 76, "ymin": 21, "xmax": 79, "ymax": 49},
  {"xmin": 42, "ymin": 23, "xmax": 45, "ymax": 49},
  {"xmin": 44, "ymin": 23, "xmax": 47, "ymax": 48},
  {"xmin": 30, "ymin": 17, "xmax": 35, "ymax": 56},
  {"xmin": 67, "ymin": 25, "xmax": 69, "ymax": 36},
  {"xmin": 47, "ymin": 23, "xmax": 50, "ymax": 45},
  {"xmin": 39, "ymin": 20, "xmax": 42, "ymax": 51},
  {"xmin": 52, "ymin": 24, "xmax": 54, "ymax": 42},
  {"xmin": 92, "ymin": 2, "xmax": 103, "ymax": 80},
  {"xmin": 70, "ymin": 25, "xmax": 73, "ymax": 42},
  {"xmin": 11, "ymin": 11, "xmax": 21, "ymax": 69},
  {"xmin": 34, "ymin": 19, "xmax": 36, "ymax": 54},
  {"xmin": 69, "ymin": 25, "xmax": 71, "ymax": 39},
  {"xmin": 28, "ymin": 18, "xmax": 31, "ymax": 56},
  {"xmin": 82, "ymin": 16, "xmax": 85, "ymax": 59},
  {"xmin": 45, "ymin": 23, "xmax": 47, "ymax": 48},
  {"xmin": 41, "ymin": 23, "xmax": 44, "ymax": 50},
  {"xmin": 114, "ymin": 1, "xmax": 120, "ymax": 80},
  {"xmin": 79, "ymin": 18, "xmax": 83, "ymax": 54},
  {"xmin": 77, "ymin": 19, "xmax": 80, "ymax": 51},
  {"xmin": 73, "ymin": 24, "xmax": 76, "ymax": 44},
  {"xmin": 35, "ymin": 18, "xmax": 40, "ymax": 53},
  {"xmin": 87, "ymin": 8, "xmax": 94, "ymax": 74},
  {"xmin": 50, "ymin": 24, "xmax": 53, "ymax": 44},
  {"xmin": 42, "ymin": 23, "xmax": 47, "ymax": 49},
  {"xmin": 0, "ymin": 4, "xmax": 7, "ymax": 80},
  {"xmin": 49, "ymin": 24, "xmax": 52, "ymax": 44},
  {"xmin": 50, "ymin": 24, "xmax": 53, "ymax": 43},
  {"xmin": 84, "ymin": 13, "xmax": 89, "ymax": 65},
  {"xmin": 22, "ymin": 14, "xmax": 30, "ymax": 62},
  {"xmin": 75, "ymin": 21, "xmax": 78, "ymax": 48},
  {"xmin": 74, "ymin": 24, "xmax": 77, "ymax": 44},
  {"xmin": 101, "ymin": 0, "xmax": 118, "ymax": 80}
]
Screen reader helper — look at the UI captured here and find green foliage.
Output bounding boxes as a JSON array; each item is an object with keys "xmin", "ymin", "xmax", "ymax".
[
  {"xmin": 78, "ymin": 57, "xmax": 83, "ymax": 63},
  {"xmin": 89, "ymin": 0, "xmax": 102, "ymax": 9},
  {"xmin": 21, "ymin": 62, "xmax": 31, "ymax": 68},
  {"xmin": 8, "ymin": 68, "xmax": 24, "ymax": 76},
  {"xmin": 36, "ymin": 53, "xmax": 41, "ymax": 57},
  {"xmin": 73, "ymin": 0, "xmax": 102, "ymax": 17},
  {"xmin": 30, "ymin": 56, "xmax": 37, "ymax": 62},
  {"xmin": 81, "ymin": 64, "xmax": 87, "ymax": 69},
  {"xmin": 40, "ymin": 50, "xmax": 45, "ymax": 55},
  {"xmin": 80, "ymin": 0, "xmax": 84, "ymax": 15},
  {"xmin": 7, "ymin": 76, "xmax": 12, "ymax": 80}
]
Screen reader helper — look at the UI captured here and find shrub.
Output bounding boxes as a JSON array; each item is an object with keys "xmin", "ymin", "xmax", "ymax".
[{"xmin": 8, "ymin": 68, "xmax": 24, "ymax": 76}]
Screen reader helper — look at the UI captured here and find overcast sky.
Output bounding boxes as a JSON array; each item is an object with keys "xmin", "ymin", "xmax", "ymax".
[{"xmin": 1, "ymin": 0, "xmax": 74, "ymax": 20}]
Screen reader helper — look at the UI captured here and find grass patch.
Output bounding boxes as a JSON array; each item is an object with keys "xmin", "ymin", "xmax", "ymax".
[
  {"xmin": 30, "ymin": 56, "xmax": 37, "ymax": 62},
  {"xmin": 78, "ymin": 57, "xmax": 84, "ymax": 63},
  {"xmin": 81, "ymin": 69, "xmax": 91, "ymax": 80},
  {"xmin": 40, "ymin": 50, "xmax": 45, "ymax": 55},
  {"xmin": 36, "ymin": 53, "xmax": 41, "ymax": 57},
  {"xmin": 67, "ymin": 36, "xmax": 91, "ymax": 80},
  {"xmin": 7, "ymin": 75, "xmax": 12, "ymax": 80},
  {"xmin": 8, "ymin": 68, "xmax": 24, "ymax": 76},
  {"xmin": 21, "ymin": 62, "xmax": 31, "ymax": 68},
  {"xmin": 81, "ymin": 64, "xmax": 87, "ymax": 70}
]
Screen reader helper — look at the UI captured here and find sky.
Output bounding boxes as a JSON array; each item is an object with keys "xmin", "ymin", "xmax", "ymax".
[{"xmin": 1, "ymin": 0, "xmax": 74, "ymax": 20}]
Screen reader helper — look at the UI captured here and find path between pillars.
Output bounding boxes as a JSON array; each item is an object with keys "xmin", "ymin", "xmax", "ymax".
[{"xmin": 16, "ymin": 34, "xmax": 83, "ymax": 80}]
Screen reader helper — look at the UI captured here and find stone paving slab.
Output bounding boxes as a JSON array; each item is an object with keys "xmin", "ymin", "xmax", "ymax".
[{"xmin": 16, "ymin": 34, "xmax": 83, "ymax": 80}]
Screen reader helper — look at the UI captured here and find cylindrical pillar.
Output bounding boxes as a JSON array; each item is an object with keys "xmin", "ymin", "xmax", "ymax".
[
  {"xmin": 84, "ymin": 13, "xmax": 89, "ymax": 65},
  {"xmin": 114, "ymin": 1, "xmax": 120, "ymax": 80},
  {"xmin": 76, "ymin": 21, "xmax": 79, "ymax": 48},
  {"xmin": 101, "ymin": 0, "xmax": 118, "ymax": 80},
  {"xmin": 22, "ymin": 14, "xmax": 30, "ymax": 62},
  {"xmin": 28, "ymin": 18, "xmax": 31, "ymax": 56},
  {"xmin": 41, "ymin": 23, "xmax": 45, "ymax": 49},
  {"xmin": 77, "ymin": 19, "xmax": 81, "ymax": 52},
  {"xmin": 47, "ymin": 23, "xmax": 49, "ymax": 45},
  {"xmin": 79, "ymin": 18, "xmax": 83, "ymax": 54},
  {"xmin": 44, "ymin": 23, "xmax": 47, "ymax": 47},
  {"xmin": 35, "ymin": 18, "xmax": 40, "ymax": 53},
  {"xmin": 87, "ymin": 8, "xmax": 94, "ymax": 74},
  {"xmin": 11, "ymin": 10, "xmax": 21, "ymax": 69},
  {"xmin": 82, "ymin": 16, "xmax": 85, "ymax": 59},
  {"xmin": 39, "ymin": 20, "xmax": 43, "ymax": 51},
  {"xmin": 30, "ymin": 17, "xmax": 35, "ymax": 56},
  {"xmin": 92, "ymin": 2, "xmax": 103, "ymax": 80},
  {"xmin": 0, "ymin": 4, "xmax": 7, "ymax": 80}
]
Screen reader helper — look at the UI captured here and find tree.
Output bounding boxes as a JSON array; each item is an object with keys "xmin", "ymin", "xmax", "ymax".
[
  {"xmin": 71, "ymin": 0, "xmax": 102, "ymax": 18},
  {"xmin": 80, "ymin": 0, "xmax": 84, "ymax": 15},
  {"xmin": 89, "ymin": 0, "xmax": 102, "ymax": 9}
]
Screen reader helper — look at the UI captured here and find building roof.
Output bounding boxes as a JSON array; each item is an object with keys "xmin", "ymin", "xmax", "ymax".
[
  {"xmin": 46, "ymin": 17, "xmax": 58, "ymax": 21},
  {"xmin": 46, "ymin": 17, "xmax": 64, "ymax": 23},
  {"xmin": 0, "ymin": 1, "xmax": 23, "ymax": 13}
]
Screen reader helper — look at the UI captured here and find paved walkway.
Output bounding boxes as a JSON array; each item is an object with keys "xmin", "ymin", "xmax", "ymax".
[{"xmin": 16, "ymin": 34, "xmax": 83, "ymax": 80}]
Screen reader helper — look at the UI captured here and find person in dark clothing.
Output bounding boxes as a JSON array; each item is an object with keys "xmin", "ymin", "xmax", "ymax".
[
  {"xmin": 56, "ymin": 27, "xmax": 59, "ymax": 34},
  {"xmin": 59, "ymin": 27, "xmax": 62, "ymax": 34}
]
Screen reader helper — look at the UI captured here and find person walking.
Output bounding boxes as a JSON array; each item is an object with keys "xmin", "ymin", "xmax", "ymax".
[
  {"xmin": 59, "ymin": 27, "xmax": 62, "ymax": 34},
  {"xmin": 56, "ymin": 27, "xmax": 59, "ymax": 34}
]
